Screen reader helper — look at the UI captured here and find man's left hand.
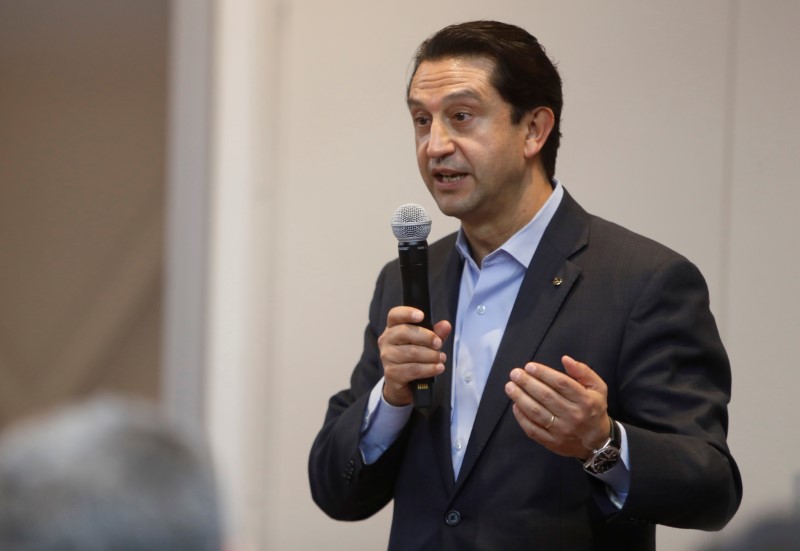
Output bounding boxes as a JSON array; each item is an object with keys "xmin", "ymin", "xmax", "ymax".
[{"xmin": 504, "ymin": 355, "xmax": 611, "ymax": 459}]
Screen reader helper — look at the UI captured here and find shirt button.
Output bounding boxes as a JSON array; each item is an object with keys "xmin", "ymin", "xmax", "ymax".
[
  {"xmin": 454, "ymin": 440, "xmax": 463, "ymax": 451},
  {"xmin": 464, "ymin": 372, "xmax": 473, "ymax": 383},
  {"xmin": 445, "ymin": 510, "xmax": 462, "ymax": 526},
  {"xmin": 476, "ymin": 304, "xmax": 486, "ymax": 315}
]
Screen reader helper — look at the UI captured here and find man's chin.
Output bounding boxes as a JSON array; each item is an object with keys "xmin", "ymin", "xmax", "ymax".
[
  {"xmin": 433, "ymin": 200, "xmax": 472, "ymax": 221},
  {"xmin": 428, "ymin": 186, "xmax": 479, "ymax": 219}
]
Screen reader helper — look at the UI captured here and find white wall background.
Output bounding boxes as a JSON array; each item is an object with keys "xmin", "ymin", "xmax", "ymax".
[{"xmin": 179, "ymin": 1, "xmax": 800, "ymax": 549}]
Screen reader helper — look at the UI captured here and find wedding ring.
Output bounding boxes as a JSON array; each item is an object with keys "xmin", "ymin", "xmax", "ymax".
[{"xmin": 545, "ymin": 413, "xmax": 556, "ymax": 430}]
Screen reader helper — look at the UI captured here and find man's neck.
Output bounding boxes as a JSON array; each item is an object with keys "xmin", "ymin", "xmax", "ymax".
[{"xmin": 462, "ymin": 177, "xmax": 554, "ymax": 266}]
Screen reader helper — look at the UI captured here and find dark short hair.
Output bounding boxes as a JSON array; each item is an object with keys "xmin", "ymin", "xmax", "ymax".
[{"xmin": 409, "ymin": 21, "xmax": 563, "ymax": 180}]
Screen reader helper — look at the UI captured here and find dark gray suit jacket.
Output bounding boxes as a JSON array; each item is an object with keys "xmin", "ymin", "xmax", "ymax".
[{"xmin": 309, "ymin": 190, "xmax": 742, "ymax": 550}]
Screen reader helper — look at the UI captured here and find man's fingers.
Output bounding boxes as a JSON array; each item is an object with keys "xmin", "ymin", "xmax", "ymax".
[
  {"xmin": 380, "ymin": 323, "xmax": 441, "ymax": 350},
  {"xmin": 381, "ymin": 342, "xmax": 444, "ymax": 370},
  {"xmin": 505, "ymin": 373, "xmax": 557, "ymax": 427},
  {"xmin": 561, "ymin": 355, "xmax": 607, "ymax": 393},
  {"xmin": 379, "ymin": 308, "xmax": 449, "ymax": 383},
  {"xmin": 380, "ymin": 307, "xmax": 451, "ymax": 406},
  {"xmin": 433, "ymin": 319, "xmax": 453, "ymax": 342},
  {"xmin": 510, "ymin": 403, "xmax": 555, "ymax": 443},
  {"xmin": 386, "ymin": 306, "xmax": 425, "ymax": 327},
  {"xmin": 522, "ymin": 362, "xmax": 586, "ymax": 404},
  {"xmin": 383, "ymin": 307, "xmax": 447, "ymax": 349}
]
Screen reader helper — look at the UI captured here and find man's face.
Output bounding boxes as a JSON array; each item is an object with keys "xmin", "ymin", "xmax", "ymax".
[{"xmin": 407, "ymin": 56, "xmax": 532, "ymax": 227}]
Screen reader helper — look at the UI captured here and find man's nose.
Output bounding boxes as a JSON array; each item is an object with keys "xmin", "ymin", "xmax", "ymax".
[{"xmin": 426, "ymin": 118, "xmax": 455, "ymax": 158}]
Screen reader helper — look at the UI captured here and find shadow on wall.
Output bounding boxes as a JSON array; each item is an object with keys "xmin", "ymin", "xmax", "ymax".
[{"xmin": 699, "ymin": 510, "xmax": 800, "ymax": 551}]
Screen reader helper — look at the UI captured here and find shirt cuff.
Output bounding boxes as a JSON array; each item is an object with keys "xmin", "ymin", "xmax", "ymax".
[
  {"xmin": 590, "ymin": 422, "xmax": 631, "ymax": 509},
  {"xmin": 358, "ymin": 377, "xmax": 413, "ymax": 465}
]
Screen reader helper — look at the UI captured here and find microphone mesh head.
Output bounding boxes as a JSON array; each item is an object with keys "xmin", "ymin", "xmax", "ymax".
[{"xmin": 391, "ymin": 203, "xmax": 432, "ymax": 241}]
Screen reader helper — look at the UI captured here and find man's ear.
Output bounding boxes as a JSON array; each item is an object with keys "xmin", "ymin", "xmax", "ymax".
[{"xmin": 523, "ymin": 107, "xmax": 555, "ymax": 159}]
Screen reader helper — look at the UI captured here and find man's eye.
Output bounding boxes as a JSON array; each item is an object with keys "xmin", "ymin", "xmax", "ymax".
[
  {"xmin": 414, "ymin": 116, "xmax": 430, "ymax": 126},
  {"xmin": 453, "ymin": 112, "xmax": 471, "ymax": 122}
]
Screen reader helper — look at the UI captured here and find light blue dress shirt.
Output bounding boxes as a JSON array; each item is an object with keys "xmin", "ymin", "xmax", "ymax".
[{"xmin": 359, "ymin": 181, "xmax": 629, "ymax": 506}]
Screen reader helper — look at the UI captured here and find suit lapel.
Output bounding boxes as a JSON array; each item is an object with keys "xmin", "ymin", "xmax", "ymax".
[{"xmin": 452, "ymin": 190, "xmax": 590, "ymax": 491}]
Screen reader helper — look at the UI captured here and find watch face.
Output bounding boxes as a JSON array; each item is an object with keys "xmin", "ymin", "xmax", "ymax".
[{"xmin": 591, "ymin": 447, "xmax": 620, "ymax": 474}]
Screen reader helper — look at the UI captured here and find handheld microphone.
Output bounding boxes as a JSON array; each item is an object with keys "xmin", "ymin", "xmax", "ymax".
[{"xmin": 391, "ymin": 204, "xmax": 434, "ymax": 408}]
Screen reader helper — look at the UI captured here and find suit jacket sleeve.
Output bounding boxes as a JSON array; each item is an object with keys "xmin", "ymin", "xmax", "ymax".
[
  {"xmin": 308, "ymin": 263, "xmax": 408, "ymax": 521},
  {"xmin": 608, "ymin": 255, "xmax": 742, "ymax": 530}
]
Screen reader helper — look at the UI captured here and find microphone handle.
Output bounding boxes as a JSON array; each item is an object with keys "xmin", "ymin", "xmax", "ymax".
[{"xmin": 398, "ymin": 240, "xmax": 434, "ymax": 408}]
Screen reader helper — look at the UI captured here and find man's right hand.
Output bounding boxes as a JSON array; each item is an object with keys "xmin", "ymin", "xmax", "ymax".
[{"xmin": 378, "ymin": 306, "xmax": 452, "ymax": 406}]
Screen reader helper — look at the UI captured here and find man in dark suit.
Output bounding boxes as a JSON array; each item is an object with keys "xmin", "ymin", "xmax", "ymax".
[{"xmin": 309, "ymin": 20, "xmax": 742, "ymax": 550}]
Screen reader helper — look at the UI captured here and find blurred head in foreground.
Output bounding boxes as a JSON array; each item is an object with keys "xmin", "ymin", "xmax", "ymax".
[{"xmin": 0, "ymin": 395, "xmax": 222, "ymax": 551}]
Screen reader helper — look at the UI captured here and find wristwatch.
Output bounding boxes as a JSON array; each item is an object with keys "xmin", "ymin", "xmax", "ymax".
[{"xmin": 582, "ymin": 418, "xmax": 621, "ymax": 474}]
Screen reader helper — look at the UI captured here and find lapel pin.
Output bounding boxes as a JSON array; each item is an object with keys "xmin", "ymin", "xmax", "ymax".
[{"xmin": 552, "ymin": 277, "xmax": 563, "ymax": 286}]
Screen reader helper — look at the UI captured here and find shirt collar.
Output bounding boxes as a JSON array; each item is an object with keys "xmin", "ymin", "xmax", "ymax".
[{"xmin": 455, "ymin": 179, "xmax": 564, "ymax": 269}]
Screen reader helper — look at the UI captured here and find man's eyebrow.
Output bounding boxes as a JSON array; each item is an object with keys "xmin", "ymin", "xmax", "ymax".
[{"xmin": 406, "ymin": 88, "xmax": 482, "ymax": 109}]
